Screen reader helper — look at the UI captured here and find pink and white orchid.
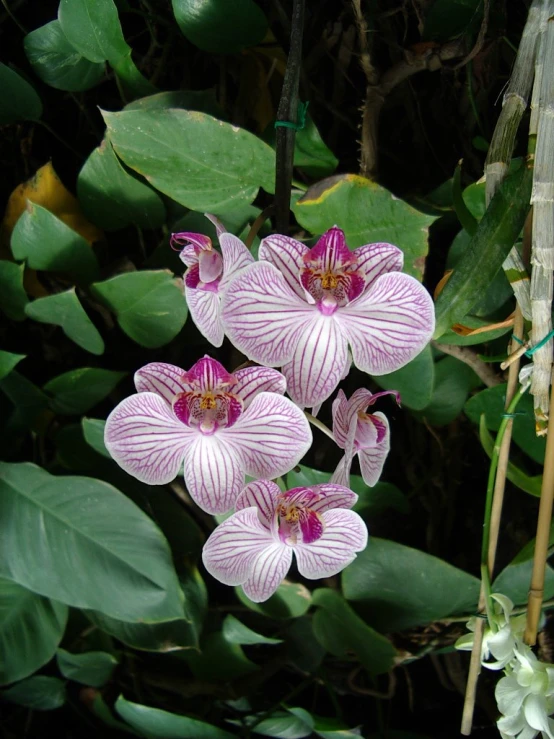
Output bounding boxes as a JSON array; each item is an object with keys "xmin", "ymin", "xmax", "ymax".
[
  {"xmin": 172, "ymin": 216, "xmax": 254, "ymax": 347},
  {"xmin": 221, "ymin": 226, "xmax": 435, "ymax": 408},
  {"xmin": 104, "ymin": 357, "xmax": 312, "ymax": 515},
  {"xmin": 202, "ymin": 479, "xmax": 368, "ymax": 602},
  {"xmin": 330, "ymin": 388, "xmax": 400, "ymax": 487}
]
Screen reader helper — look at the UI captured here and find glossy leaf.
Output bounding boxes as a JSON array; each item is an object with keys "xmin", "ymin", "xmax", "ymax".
[
  {"xmin": 82, "ymin": 418, "xmax": 110, "ymax": 457},
  {"xmin": 373, "ymin": 345, "xmax": 434, "ymax": 410},
  {"xmin": 0, "ymin": 351, "xmax": 25, "ymax": 382},
  {"xmin": 58, "ymin": 0, "xmax": 128, "ymax": 65},
  {"xmin": 43, "ymin": 367, "xmax": 125, "ymax": 415},
  {"xmin": 493, "ymin": 559, "xmax": 554, "ymax": 606},
  {"xmin": 250, "ymin": 707, "xmax": 314, "ymax": 739},
  {"xmin": 222, "ymin": 615, "xmax": 282, "ymax": 645},
  {"xmin": 56, "ymin": 648, "xmax": 118, "ymax": 687},
  {"xmin": 186, "ymin": 632, "xmax": 258, "ymax": 681},
  {"xmin": 0, "ymin": 261, "xmax": 28, "ymax": 320},
  {"xmin": 24, "ymin": 20, "xmax": 105, "ymax": 92},
  {"xmin": 25, "ymin": 289, "xmax": 104, "ymax": 355},
  {"xmin": 414, "ymin": 355, "xmax": 481, "ymax": 426},
  {"xmin": 0, "ymin": 371, "xmax": 49, "ymax": 442},
  {"xmin": 91, "ymin": 271, "xmax": 187, "ymax": 348},
  {"xmin": 235, "ymin": 580, "xmax": 312, "ymax": 620},
  {"xmin": 2, "ymin": 676, "xmax": 66, "ymax": 710},
  {"xmin": 103, "ymin": 108, "xmax": 275, "ymax": 213},
  {"xmin": 84, "ymin": 610, "xmax": 198, "ymax": 652},
  {"xmin": 0, "ymin": 578, "xmax": 67, "ymax": 685},
  {"xmin": 293, "ymin": 174, "xmax": 436, "ymax": 279},
  {"xmin": 0, "ymin": 63, "xmax": 42, "ymax": 125},
  {"xmin": 125, "ymin": 89, "xmax": 225, "ymax": 119},
  {"xmin": 0, "ymin": 462, "xmax": 185, "ymax": 622}
]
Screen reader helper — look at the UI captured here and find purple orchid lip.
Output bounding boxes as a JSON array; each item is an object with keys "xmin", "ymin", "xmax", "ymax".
[{"xmin": 202, "ymin": 480, "xmax": 368, "ymax": 602}]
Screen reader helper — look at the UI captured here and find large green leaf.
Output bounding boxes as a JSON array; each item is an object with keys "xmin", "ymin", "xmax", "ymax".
[
  {"xmin": 185, "ymin": 632, "xmax": 258, "ymax": 681},
  {"xmin": 43, "ymin": 367, "xmax": 126, "ymax": 415},
  {"xmin": 56, "ymin": 648, "xmax": 118, "ymax": 687},
  {"xmin": 58, "ymin": 0, "xmax": 128, "ymax": 64},
  {"xmin": 91, "ymin": 271, "xmax": 187, "ymax": 348},
  {"xmin": 342, "ymin": 537, "xmax": 480, "ymax": 631},
  {"xmin": 11, "ymin": 202, "xmax": 100, "ymax": 283},
  {"xmin": 312, "ymin": 589, "xmax": 397, "ymax": 676},
  {"xmin": 82, "ymin": 418, "xmax": 111, "ymax": 457},
  {"xmin": 248, "ymin": 708, "xmax": 314, "ymax": 739},
  {"xmin": 414, "ymin": 355, "xmax": 481, "ymax": 426},
  {"xmin": 0, "ymin": 577, "xmax": 67, "ymax": 685},
  {"xmin": 222, "ymin": 615, "xmax": 282, "ymax": 645},
  {"xmin": 0, "ymin": 371, "xmax": 49, "ymax": 444},
  {"xmin": 373, "ymin": 345, "xmax": 434, "ymax": 410},
  {"xmin": 2, "ymin": 676, "xmax": 66, "ymax": 710},
  {"xmin": 235, "ymin": 580, "xmax": 312, "ymax": 619},
  {"xmin": 0, "ymin": 260, "xmax": 28, "ymax": 320},
  {"xmin": 0, "ymin": 462, "xmax": 185, "ymax": 623},
  {"xmin": 0, "ymin": 351, "xmax": 25, "ymax": 382},
  {"xmin": 115, "ymin": 695, "xmax": 235, "ymax": 738},
  {"xmin": 103, "ymin": 108, "xmax": 275, "ymax": 213},
  {"xmin": 78, "ymin": 140, "xmax": 166, "ymax": 230},
  {"xmin": 493, "ymin": 560, "xmax": 554, "ymax": 606},
  {"xmin": 84, "ymin": 609, "xmax": 198, "ymax": 652},
  {"xmin": 172, "ymin": 0, "xmax": 267, "ymax": 54},
  {"xmin": 24, "ymin": 20, "xmax": 105, "ymax": 91},
  {"xmin": 125, "ymin": 89, "xmax": 225, "ymax": 118},
  {"xmin": 0, "ymin": 63, "xmax": 42, "ymax": 125},
  {"xmin": 293, "ymin": 174, "xmax": 436, "ymax": 279},
  {"xmin": 25, "ymin": 289, "xmax": 104, "ymax": 355}
]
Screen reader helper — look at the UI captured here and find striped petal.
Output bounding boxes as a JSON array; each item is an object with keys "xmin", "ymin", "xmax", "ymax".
[
  {"xmin": 358, "ymin": 412, "xmax": 390, "ymax": 486},
  {"xmin": 353, "ymin": 242, "xmax": 404, "ymax": 287},
  {"xmin": 135, "ymin": 362, "xmax": 191, "ymax": 401},
  {"xmin": 202, "ymin": 507, "xmax": 274, "ymax": 586},
  {"xmin": 259, "ymin": 234, "xmax": 308, "ymax": 299},
  {"xmin": 221, "ymin": 261, "xmax": 314, "ymax": 367},
  {"xmin": 224, "ymin": 392, "xmax": 312, "ymax": 480},
  {"xmin": 329, "ymin": 455, "xmax": 352, "ymax": 487},
  {"xmin": 185, "ymin": 285, "xmax": 224, "ymax": 347},
  {"xmin": 242, "ymin": 544, "xmax": 292, "ymax": 602},
  {"xmin": 232, "ymin": 366, "xmax": 286, "ymax": 407},
  {"xmin": 236, "ymin": 479, "xmax": 280, "ymax": 529},
  {"xmin": 293, "ymin": 509, "xmax": 368, "ymax": 579},
  {"xmin": 105, "ymin": 392, "xmax": 192, "ymax": 485},
  {"xmin": 338, "ymin": 272, "xmax": 435, "ymax": 375},
  {"xmin": 283, "ymin": 315, "xmax": 349, "ymax": 408},
  {"xmin": 183, "ymin": 433, "xmax": 244, "ymax": 514},
  {"xmin": 219, "ymin": 232, "xmax": 255, "ymax": 290},
  {"xmin": 308, "ymin": 484, "xmax": 358, "ymax": 512}
]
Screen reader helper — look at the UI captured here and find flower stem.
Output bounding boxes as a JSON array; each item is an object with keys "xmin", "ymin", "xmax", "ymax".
[{"xmin": 304, "ymin": 412, "xmax": 335, "ymax": 441}]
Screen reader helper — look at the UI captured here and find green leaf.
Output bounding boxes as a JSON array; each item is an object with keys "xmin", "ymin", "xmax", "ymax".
[
  {"xmin": 465, "ymin": 384, "xmax": 546, "ymax": 464},
  {"xmin": 172, "ymin": 0, "xmax": 268, "ymax": 54},
  {"xmin": 103, "ymin": 108, "xmax": 275, "ymax": 213},
  {"xmin": 25, "ymin": 289, "xmax": 104, "ymax": 355},
  {"xmin": 111, "ymin": 51, "xmax": 158, "ymax": 101},
  {"xmin": 0, "ymin": 260, "xmax": 28, "ymax": 320},
  {"xmin": 0, "ymin": 63, "xmax": 42, "ymax": 125},
  {"xmin": 414, "ymin": 355, "xmax": 481, "ymax": 426},
  {"xmin": 373, "ymin": 345, "xmax": 434, "ymax": 410},
  {"xmin": 284, "ymin": 617, "xmax": 326, "ymax": 673},
  {"xmin": 312, "ymin": 589, "xmax": 397, "ymax": 676},
  {"xmin": 342, "ymin": 537, "xmax": 480, "ymax": 631},
  {"xmin": 0, "ymin": 351, "xmax": 25, "ymax": 382},
  {"xmin": 493, "ymin": 559, "xmax": 554, "ymax": 606},
  {"xmin": 11, "ymin": 202, "xmax": 100, "ymax": 283},
  {"xmin": 58, "ymin": 0, "xmax": 129, "ymax": 65},
  {"xmin": 43, "ymin": 367, "xmax": 126, "ymax": 415},
  {"xmin": 0, "ymin": 578, "xmax": 67, "ymax": 685},
  {"xmin": 251, "ymin": 708, "xmax": 314, "ymax": 739},
  {"xmin": 265, "ymin": 114, "xmax": 338, "ymax": 178},
  {"xmin": 82, "ymin": 418, "xmax": 110, "ymax": 457},
  {"xmin": 185, "ymin": 632, "xmax": 258, "ymax": 681},
  {"xmin": 235, "ymin": 580, "xmax": 312, "ymax": 619},
  {"xmin": 2, "ymin": 676, "xmax": 66, "ymax": 711},
  {"xmin": 85, "ymin": 610, "xmax": 198, "ymax": 652},
  {"xmin": 93, "ymin": 694, "xmax": 141, "ymax": 735},
  {"xmin": 78, "ymin": 140, "xmax": 165, "ymax": 231},
  {"xmin": 24, "ymin": 20, "xmax": 105, "ymax": 91},
  {"xmin": 222, "ymin": 615, "xmax": 282, "ymax": 645},
  {"xmin": 56, "ymin": 648, "xmax": 117, "ymax": 687},
  {"xmin": 115, "ymin": 695, "xmax": 235, "ymax": 738},
  {"xmin": 91, "ymin": 271, "xmax": 187, "ymax": 348},
  {"xmin": 125, "ymin": 89, "xmax": 225, "ymax": 119},
  {"xmin": 0, "ymin": 371, "xmax": 49, "ymax": 443},
  {"xmin": 434, "ymin": 314, "xmax": 512, "ymax": 346},
  {"xmin": 293, "ymin": 174, "xmax": 436, "ymax": 280},
  {"xmin": 0, "ymin": 462, "xmax": 185, "ymax": 623},
  {"xmin": 434, "ymin": 163, "xmax": 532, "ymax": 337},
  {"xmin": 452, "ymin": 163, "xmax": 478, "ymax": 235}
]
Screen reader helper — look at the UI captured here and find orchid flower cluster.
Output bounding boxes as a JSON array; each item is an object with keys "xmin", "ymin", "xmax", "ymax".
[
  {"xmin": 105, "ymin": 218, "xmax": 435, "ymax": 601},
  {"xmin": 456, "ymin": 594, "xmax": 554, "ymax": 739}
]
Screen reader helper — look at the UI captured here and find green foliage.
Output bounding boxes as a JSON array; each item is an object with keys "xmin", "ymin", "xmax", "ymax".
[
  {"xmin": 58, "ymin": 0, "xmax": 128, "ymax": 64},
  {"xmin": 222, "ymin": 614, "xmax": 282, "ymax": 645},
  {"xmin": 235, "ymin": 581, "xmax": 312, "ymax": 620},
  {"xmin": 84, "ymin": 609, "xmax": 198, "ymax": 652},
  {"xmin": 0, "ymin": 63, "xmax": 42, "ymax": 125},
  {"xmin": 414, "ymin": 355, "xmax": 481, "ymax": 426},
  {"xmin": 43, "ymin": 367, "xmax": 126, "ymax": 414},
  {"xmin": 2, "ymin": 676, "xmax": 66, "ymax": 710},
  {"xmin": 373, "ymin": 345, "xmax": 434, "ymax": 410},
  {"xmin": 82, "ymin": 417, "xmax": 111, "ymax": 457},
  {"xmin": 424, "ymin": 0, "xmax": 483, "ymax": 41},
  {"xmin": 0, "ymin": 261, "xmax": 29, "ymax": 320},
  {"xmin": 0, "ymin": 351, "xmax": 25, "ymax": 381},
  {"xmin": 56, "ymin": 648, "xmax": 118, "ymax": 687}
]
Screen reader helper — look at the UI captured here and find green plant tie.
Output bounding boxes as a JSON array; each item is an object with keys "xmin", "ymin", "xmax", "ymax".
[
  {"xmin": 274, "ymin": 101, "xmax": 309, "ymax": 131},
  {"xmin": 511, "ymin": 329, "xmax": 554, "ymax": 356}
]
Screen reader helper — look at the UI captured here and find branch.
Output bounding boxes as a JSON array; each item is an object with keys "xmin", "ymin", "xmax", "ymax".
[{"xmin": 431, "ymin": 341, "xmax": 503, "ymax": 388}]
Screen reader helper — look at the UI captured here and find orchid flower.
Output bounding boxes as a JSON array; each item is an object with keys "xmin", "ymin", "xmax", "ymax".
[
  {"xmin": 172, "ymin": 215, "xmax": 254, "ymax": 347},
  {"xmin": 104, "ymin": 356, "xmax": 312, "ymax": 515},
  {"xmin": 202, "ymin": 479, "xmax": 368, "ymax": 602},
  {"xmin": 330, "ymin": 388, "xmax": 400, "ymax": 487},
  {"xmin": 221, "ymin": 226, "xmax": 435, "ymax": 408}
]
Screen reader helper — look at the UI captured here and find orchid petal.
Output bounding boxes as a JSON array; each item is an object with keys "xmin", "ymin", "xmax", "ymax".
[
  {"xmin": 524, "ymin": 694, "xmax": 554, "ymax": 736},
  {"xmin": 185, "ymin": 286, "xmax": 224, "ymax": 347},
  {"xmin": 236, "ymin": 479, "xmax": 280, "ymax": 529},
  {"xmin": 331, "ymin": 390, "xmax": 350, "ymax": 449},
  {"xmin": 329, "ymin": 455, "xmax": 353, "ymax": 487},
  {"xmin": 283, "ymin": 314, "xmax": 349, "ymax": 407},
  {"xmin": 259, "ymin": 234, "xmax": 308, "ymax": 299},
  {"xmin": 308, "ymin": 484, "xmax": 358, "ymax": 512},
  {"xmin": 182, "ymin": 355, "xmax": 236, "ymax": 391},
  {"xmin": 294, "ymin": 508, "xmax": 368, "ymax": 579},
  {"xmin": 198, "ymin": 248, "xmax": 223, "ymax": 283},
  {"xmin": 353, "ymin": 242, "xmax": 404, "ymax": 287},
  {"xmin": 219, "ymin": 232, "xmax": 255, "ymax": 289},
  {"xmin": 105, "ymin": 392, "xmax": 192, "ymax": 485},
  {"xmin": 204, "ymin": 213, "xmax": 226, "ymax": 237},
  {"xmin": 183, "ymin": 433, "xmax": 244, "ymax": 514},
  {"xmin": 223, "ymin": 392, "xmax": 312, "ymax": 480},
  {"xmin": 339, "ymin": 272, "xmax": 435, "ymax": 375},
  {"xmin": 184, "ymin": 263, "xmax": 201, "ymax": 289},
  {"xmin": 497, "ymin": 713, "xmax": 528, "ymax": 738},
  {"xmin": 221, "ymin": 261, "xmax": 314, "ymax": 367},
  {"xmin": 358, "ymin": 413, "xmax": 390, "ymax": 486},
  {"xmin": 202, "ymin": 507, "xmax": 273, "ymax": 585},
  {"xmin": 242, "ymin": 544, "xmax": 292, "ymax": 602},
  {"xmin": 134, "ymin": 362, "xmax": 191, "ymax": 401},
  {"xmin": 308, "ymin": 226, "xmax": 351, "ymax": 270},
  {"xmin": 496, "ymin": 675, "xmax": 527, "ymax": 717},
  {"xmin": 232, "ymin": 366, "xmax": 286, "ymax": 406},
  {"xmin": 177, "ymin": 243, "xmax": 198, "ymax": 267}
]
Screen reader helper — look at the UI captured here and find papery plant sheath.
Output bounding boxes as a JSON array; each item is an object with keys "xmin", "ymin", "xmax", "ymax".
[{"xmin": 104, "ymin": 357, "xmax": 312, "ymax": 514}]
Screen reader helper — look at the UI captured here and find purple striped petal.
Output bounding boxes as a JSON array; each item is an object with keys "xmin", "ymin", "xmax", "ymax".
[
  {"xmin": 183, "ymin": 433, "xmax": 244, "ymax": 514},
  {"xmin": 353, "ymin": 242, "xmax": 404, "ymax": 287},
  {"xmin": 221, "ymin": 261, "xmax": 314, "ymax": 367},
  {"xmin": 219, "ymin": 233, "xmax": 255, "ymax": 290},
  {"xmin": 236, "ymin": 479, "xmax": 280, "ymax": 529},
  {"xmin": 283, "ymin": 315, "xmax": 349, "ymax": 408},
  {"xmin": 199, "ymin": 249, "xmax": 223, "ymax": 283},
  {"xmin": 293, "ymin": 509, "xmax": 368, "ymax": 579},
  {"xmin": 232, "ymin": 366, "xmax": 286, "ymax": 406},
  {"xmin": 331, "ymin": 390, "xmax": 350, "ymax": 449},
  {"xmin": 205, "ymin": 213, "xmax": 226, "ymax": 237},
  {"xmin": 259, "ymin": 234, "xmax": 308, "ymax": 299},
  {"xmin": 242, "ymin": 544, "xmax": 292, "ymax": 602},
  {"xmin": 308, "ymin": 484, "xmax": 358, "ymax": 512},
  {"xmin": 202, "ymin": 507, "xmax": 273, "ymax": 585},
  {"xmin": 338, "ymin": 272, "xmax": 434, "ymax": 375},
  {"xmin": 178, "ymin": 243, "xmax": 199, "ymax": 267},
  {"xmin": 105, "ymin": 392, "xmax": 192, "ymax": 485},
  {"xmin": 329, "ymin": 455, "xmax": 352, "ymax": 487},
  {"xmin": 358, "ymin": 412, "xmax": 390, "ymax": 486},
  {"xmin": 185, "ymin": 286, "xmax": 224, "ymax": 348},
  {"xmin": 134, "ymin": 362, "xmax": 191, "ymax": 401},
  {"xmin": 183, "ymin": 355, "xmax": 235, "ymax": 391},
  {"xmin": 223, "ymin": 392, "xmax": 312, "ymax": 480}
]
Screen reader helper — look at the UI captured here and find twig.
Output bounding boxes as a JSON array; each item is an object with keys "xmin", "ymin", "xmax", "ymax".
[
  {"xmin": 452, "ymin": 0, "xmax": 491, "ymax": 70},
  {"xmin": 305, "ymin": 412, "xmax": 334, "ymax": 441},
  {"xmin": 431, "ymin": 342, "xmax": 502, "ymax": 388},
  {"xmin": 244, "ymin": 205, "xmax": 274, "ymax": 249}
]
